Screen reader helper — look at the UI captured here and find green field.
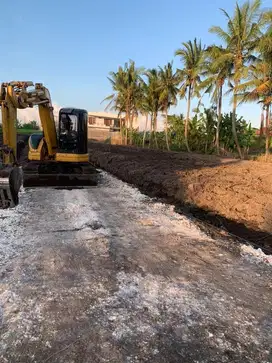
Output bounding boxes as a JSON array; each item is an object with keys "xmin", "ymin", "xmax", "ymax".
[
  {"xmin": 17, "ymin": 129, "xmax": 42, "ymax": 135},
  {"xmin": 0, "ymin": 129, "xmax": 42, "ymax": 136}
]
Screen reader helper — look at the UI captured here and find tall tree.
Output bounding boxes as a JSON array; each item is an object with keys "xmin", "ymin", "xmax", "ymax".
[
  {"xmin": 201, "ymin": 45, "xmax": 233, "ymax": 154},
  {"xmin": 125, "ymin": 60, "xmax": 144, "ymax": 144},
  {"xmin": 134, "ymin": 80, "xmax": 150, "ymax": 147},
  {"xmin": 103, "ymin": 60, "xmax": 144, "ymax": 145},
  {"xmin": 236, "ymin": 8, "xmax": 272, "ymax": 156},
  {"xmin": 237, "ymin": 60, "xmax": 272, "ymax": 155},
  {"xmin": 210, "ymin": 0, "xmax": 264, "ymax": 159},
  {"xmin": 103, "ymin": 66, "xmax": 127, "ymax": 113},
  {"xmin": 102, "ymin": 65, "xmax": 127, "ymax": 144},
  {"xmin": 198, "ymin": 107, "xmax": 217, "ymax": 153},
  {"xmin": 175, "ymin": 38, "xmax": 204, "ymax": 152},
  {"xmin": 158, "ymin": 62, "xmax": 180, "ymax": 151},
  {"xmin": 145, "ymin": 69, "xmax": 161, "ymax": 148}
]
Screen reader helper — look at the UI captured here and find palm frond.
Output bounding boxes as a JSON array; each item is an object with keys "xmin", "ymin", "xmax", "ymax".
[{"xmin": 209, "ymin": 26, "xmax": 231, "ymax": 44}]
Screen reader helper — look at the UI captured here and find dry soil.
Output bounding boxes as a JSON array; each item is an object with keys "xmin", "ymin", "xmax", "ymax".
[
  {"xmin": 89, "ymin": 143, "xmax": 272, "ymax": 252},
  {"xmin": 0, "ymin": 172, "xmax": 271, "ymax": 363}
]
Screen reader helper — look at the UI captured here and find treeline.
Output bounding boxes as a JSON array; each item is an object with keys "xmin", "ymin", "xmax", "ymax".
[
  {"xmin": 16, "ymin": 120, "xmax": 39, "ymax": 130},
  {"xmin": 131, "ymin": 111, "xmax": 256, "ymax": 157},
  {"xmin": 104, "ymin": 0, "xmax": 272, "ymax": 159},
  {"xmin": 0, "ymin": 120, "xmax": 39, "ymax": 131}
]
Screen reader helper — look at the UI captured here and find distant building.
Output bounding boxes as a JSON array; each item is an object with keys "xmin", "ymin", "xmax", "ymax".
[
  {"xmin": 255, "ymin": 127, "xmax": 272, "ymax": 136},
  {"xmin": 88, "ymin": 112, "xmax": 141, "ymax": 141},
  {"xmin": 87, "ymin": 111, "xmax": 166, "ymax": 141},
  {"xmin": 88, "ymin": 112, "xmax": 125, "ymax": 130}
]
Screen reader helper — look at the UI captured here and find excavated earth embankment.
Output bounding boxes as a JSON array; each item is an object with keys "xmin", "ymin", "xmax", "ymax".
[{"xmin": 88, "ymin": 142, "xmax": 272, "ymax": 252}]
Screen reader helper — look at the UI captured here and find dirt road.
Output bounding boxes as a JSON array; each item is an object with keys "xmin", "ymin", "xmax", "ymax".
[{"xmin": 0, "ymin": 172, "xmax": 271, "ymax": 363}]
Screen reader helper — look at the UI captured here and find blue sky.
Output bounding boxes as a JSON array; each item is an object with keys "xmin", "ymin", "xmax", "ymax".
[{"xmin": 1, "ymin": 0, "xmax": 270, "ymax": 128}]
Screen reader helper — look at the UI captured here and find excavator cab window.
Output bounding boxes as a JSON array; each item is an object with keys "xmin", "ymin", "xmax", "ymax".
[
  {"xmin": 58, "ymin": 108, "xmax": 88, "ymax": 154},
  {"xmin": 60, "ymin": 114, "xmax": 78, "ymax": 136}
]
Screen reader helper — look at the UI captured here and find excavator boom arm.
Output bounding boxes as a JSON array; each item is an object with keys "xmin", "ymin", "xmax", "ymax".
[
  {"xmin": 0, "ymin": 81, "xmax": 57, "ymax": 161},
  {"xmin": 0, "ymin": 81, "xmax": 58, "ymax": 208}
]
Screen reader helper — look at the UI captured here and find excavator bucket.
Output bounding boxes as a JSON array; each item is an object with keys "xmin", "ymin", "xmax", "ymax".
[{"xmin": 0, "ymin": 165, "xmax": 23, "ymax": 209}]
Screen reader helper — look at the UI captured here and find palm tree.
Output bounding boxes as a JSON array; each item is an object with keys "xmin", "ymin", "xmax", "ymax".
[
  {"xmin": 135, "ymin": 81, "xmax": 151, "ymax": 148},
  {"xmin": 236, "ymin": 60, "xmax": 272, "ymax": 155},
  {"xmin": 201, "ymin": 46, "xmax": 233, "ymax": 155},
  {"xmin": 102, "ymin": 66, "xmax": 127, "ymax": 144},
  {"xmin": 210, "ymin": 0, "xmax": 264, "ymax": 159},
  {"xmin": 102, "ymin": 65, "xmax": 127, "ymax": 144},
  {"xmin": 103, "ymin": 66, "xmax": 127, "ymax": 113},
  {"xmin": 260, "ymin": 106, "xmax": 265, "ymax": 138},
  {"xmin": 158, "ymin": 62, "xmax": 180, "ymax": 151},
  {"xmin": 103, "ymin": 60, "xmax": 144, "ymax": 145},
  {"xmin": 145, "ymin": 69, "xmax": 161, "ymax": 148},
  {"xmin": 199, "ymin": 107, "xmax": 217, "ymax": 153},
  {"xmin": 175, "ymin": 38, "xmax": 204, "ymax": 152},
  {"xmin": 125, "ymin": 60, "xmax": 145, "ymax": 144},
  {"xmin": 236, "ymin": 7, "xmax": 272, "ymax": 156},
  {"xmin": 260, "ymin": 10, "xmax": 272, "ymax": 154}
]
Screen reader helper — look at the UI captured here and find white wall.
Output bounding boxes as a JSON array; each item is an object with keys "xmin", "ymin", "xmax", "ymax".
[
  {"xmin": 136, "ymin": 114, "xmax": 164, "ymax": 132},
  {"xmin": 87, "ymin": 112, "xmax": 164, "ymax": 132}
]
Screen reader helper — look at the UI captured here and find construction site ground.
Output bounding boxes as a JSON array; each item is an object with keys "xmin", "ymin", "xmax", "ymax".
[
  {"xmin": 0, "ymin": 136, "xmax": 271, "ymax": 362},
  {"xmin": 89, "ymin": 142, "xmax": 272, "ymax": 253}
]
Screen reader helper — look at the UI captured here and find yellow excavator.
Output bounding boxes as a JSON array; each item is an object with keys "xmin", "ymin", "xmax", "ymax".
[{"xmin": 0, "ymin": 81, "xmax": 98, "ymax": 209}]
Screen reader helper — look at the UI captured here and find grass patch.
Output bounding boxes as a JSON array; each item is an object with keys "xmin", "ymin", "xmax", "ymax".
[
  {"xmin": 17, "ymin": 129, "xmax": 42, "ymax": 135},
  {"xmin": 1, "ymin": 129, "xmax": 42, "ymax": 137}
]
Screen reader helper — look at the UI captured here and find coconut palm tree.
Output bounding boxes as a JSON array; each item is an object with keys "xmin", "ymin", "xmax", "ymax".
[
  {"xmin": 209, "ymin": 0, "xmax": 264, "ymax": 159},
  {"xmin": 201, "ymin": 45, "xmax": 233, "ymax": 155},
  {"xmin": 103, "ymin": 66, "xmax": 126, "ymax": 113},
  {"xmin": 134, "ymin": 81, "xmax": 151, "ymax": 148},
  {"xmin": 236, "ymin": 8, "xmax": 272, "ymax": 156},
  {"xmin": 158, "ymin": 62, "xmax": 180, "ymax": 151},
  {"xmin": 125, "ymin": 60, "xmax": 145, "ymax": 144},
  {"xmin": 145, "ymin": 69, "xmax": 161, "ymax": 148},
  {"xmin": 236, "ymin": 59, "xmax": 272, "ymax": 155},
  {"xmin": 103, "ymin": 60, "xmax": 144, "ymax": 145},
  {"xmin": 102, "ymin": 66, "xmax": 127, "ymax": 143},
  {"xmin": 175, "ymin": 38, "xmax": 204, "ymax": 152}
]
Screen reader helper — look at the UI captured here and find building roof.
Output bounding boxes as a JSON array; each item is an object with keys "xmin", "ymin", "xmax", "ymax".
[{"xmin": 88, "ymin": 111, "xmax": 124, "ymax": 119}]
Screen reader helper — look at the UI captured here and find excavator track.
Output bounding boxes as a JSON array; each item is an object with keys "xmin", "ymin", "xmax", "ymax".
[
  {"xmin": 22, "ymin": 161, "xmax": 100, "ymax": 188},
  {"xmin": 0, "ymin": 165, "xmax": 23, "ymax": 208}
]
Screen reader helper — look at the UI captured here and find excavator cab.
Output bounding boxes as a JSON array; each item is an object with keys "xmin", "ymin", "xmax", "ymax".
[
  {"xmin": 58, "ymin": 108, "xmax": 88, "ymax": 155},
  {"xmin": 24, "ymin": 108, "xmax": 97, "ymax": 188},
  {"xmin": 27, "ymin": 108, "xmax": 89, "ymax": 161},
  {"xmin": 0, "ymin": 81, "xmax": 99, "ymax": 209}
]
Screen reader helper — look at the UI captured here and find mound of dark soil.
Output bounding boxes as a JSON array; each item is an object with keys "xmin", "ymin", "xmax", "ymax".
[{"xmin": 89, "ymin": 143, "xmax": 272, "ymax": 251}]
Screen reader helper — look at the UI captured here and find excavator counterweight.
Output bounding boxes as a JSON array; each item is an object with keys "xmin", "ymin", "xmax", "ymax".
[{"xmin": 0, "ymin": 81, "xmax": 99, "ymax": 209}]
